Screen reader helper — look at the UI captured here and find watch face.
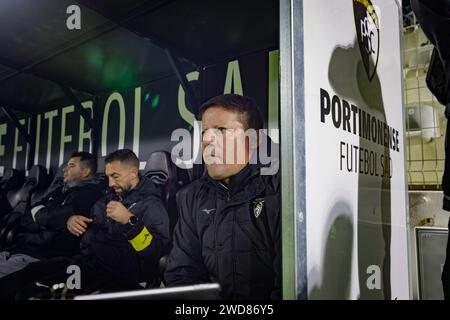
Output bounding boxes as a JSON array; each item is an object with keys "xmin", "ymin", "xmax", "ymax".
[{"xmin": 130, "ymin": 216, "xmax": 138, "ymax": 225}]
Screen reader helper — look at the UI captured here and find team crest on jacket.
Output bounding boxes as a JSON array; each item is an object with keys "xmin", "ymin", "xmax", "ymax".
[
  {"xmin": 253, "ymin": 198, "xmax": 265, "ymax": 219},
  {"xmin": 353, "ymin": 0, "xmax": 380, "ymax": 81}
]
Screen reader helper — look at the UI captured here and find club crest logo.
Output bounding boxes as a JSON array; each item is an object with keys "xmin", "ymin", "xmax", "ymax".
[
  {"xmin": 353, "ymin": 0, "xmax": 380, "ymax": 81},
  {"xmin": 253, "ymin": 198, "xmax": 265, "ymax": 219}
]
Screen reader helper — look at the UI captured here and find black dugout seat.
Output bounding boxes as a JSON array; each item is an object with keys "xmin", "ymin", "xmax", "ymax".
[
  {"xmin": 95, "ymin": 156, "xmax": 108, "ymax": 192},
  {"xmin": 30, "ymin": 164, "xmax": 65, "ymax": 207},
  {"xmin": 0, "ymin": 165, "xmax": 50, "ymax": 248},
  {"xmin": 0, "ymin": 168, "xmax": 25, "ymax": 216},
  {"xmin": 144, "ymin": 151, "xmax": 180, "ymax": 237},
  {"xmin": 97, "ymin": 156, "xmax": 106, "ymax": 174},
  {"xmin": 144, "ymin": 151, "xmax": 193, "ymax": 286},
  {"xmin": 6, "ymin": 165, "xmax": 50, "ymax": 214}
]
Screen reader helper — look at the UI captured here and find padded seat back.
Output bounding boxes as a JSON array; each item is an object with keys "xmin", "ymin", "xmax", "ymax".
[
  {"xmin": 31, "ymin": 164, "xmax": 65, "ymax": 206},
  {"xmin": 7, "ymin": 165, "xmax": 50, "ymax": 214},
  {"xmin": 144, "ymin": 151, "xmax": 179, "ymax": 235},
  {"xmin": 144, "ymin": 151, "xmax": 191, "ymax": 287},
  {"xmin": 95, "ymin": 156, "xmax": 108, "ymax": 191},
  {"xmin": 0, "ymin": 168, "xmax": 25, "ymax": 215},
  {"xmin": 0, "ymin": 168, "xmax": 25, "ymax": 193}
]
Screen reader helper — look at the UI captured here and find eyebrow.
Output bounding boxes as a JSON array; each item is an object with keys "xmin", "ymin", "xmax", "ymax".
[
  {"xmin": 201, "ymin": 126, "xmax": 228, "ymax": 134},
  {"xmin": 108, "ymin": 173, "xmax": 120, "ymax": 178}
]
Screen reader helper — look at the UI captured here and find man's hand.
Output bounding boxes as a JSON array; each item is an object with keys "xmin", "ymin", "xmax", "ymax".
[
  {"xmin": 67, "ymin": 215, "xmax": 93, "ymax": 236},
  {"xmin": 106, "ymin": 201, "xmax": 133, "ymax": 225}
]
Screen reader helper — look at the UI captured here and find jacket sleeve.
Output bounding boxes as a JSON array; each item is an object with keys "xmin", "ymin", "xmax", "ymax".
[
  {"xmin": 34, "ymin": 187, "xmax": 101, "ymax": 231},
  {"xmin": 164, "ymin": 187, "xmax": 211, "ymax": 286},
  {"xmin": 124, "ymin": 196, "xmax": 170, "ymax": 266},
  {"xmin": 19, "ymin": 229, "xmax": 57, "ymax": 246},
  {"xmin": 19, "ymin": 210, "xmax": 40, "ymax": 233},
  {"xmin": 267, "ymin": 172, "xmax": 281, "ymax": 300},
  {"xmin": 270, "ymin": 207, "xmax": 282, "ymax": 300},
  {"xmin": 22, "ymin": 187, "xmax": 63, "ymax": 232}
]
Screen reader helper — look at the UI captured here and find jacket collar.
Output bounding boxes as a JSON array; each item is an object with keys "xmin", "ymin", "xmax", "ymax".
[
  {"xmin": 63, "ymin": 176, "xmax": 99, "ymax": 193},
  {"xmin": 204, "ymin": 163, "xmax": 263, "ymax": 200},
  {"xmin": 119, "ymin": 175, "xmax": 161, "ymax": 203}
]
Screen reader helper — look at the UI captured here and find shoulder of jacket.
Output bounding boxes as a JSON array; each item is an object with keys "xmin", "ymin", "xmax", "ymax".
[
  {"xmin": 175, "ymin": 178, "xmax": 210, "ymax": 206},
  {"xmin": 94, "ymin": 195, "xmax": 107, "ymax": 207},
  {"xmin": 176, "ymin": 182, "xmax": 196, "ymax": 203},
  {"xmin": 67, "ymin": 187, "xmax": 101, "ymax": 202},
  {"xmin": 259, "ymin": 170, "xmax": 280, "ymax": 194},
  {"xmin": 71, "ymin": 182, "xmax": 102, "ymax": 192}
]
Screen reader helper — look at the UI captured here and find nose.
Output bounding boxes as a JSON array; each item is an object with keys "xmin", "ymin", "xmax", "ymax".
[
  {"xmin": 108, "ymin": 178, "xmax": 115, "ymax": 188},
  {"xmin": 202, "ymin": 130, "xmax": 211, "ymax": 144},
  {"xmin": 202, "ymin": 137, "xmax": 211, "ymax": 149},
  {"xmin": 202, "ymin": 129, "xmax": 220, "ymax": 148}
]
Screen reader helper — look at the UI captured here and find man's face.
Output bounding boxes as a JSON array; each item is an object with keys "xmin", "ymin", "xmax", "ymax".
[
  {"xmin": 105, "ymin": 160, "xmax": 137, "ymax": 195},
  {"xmin": 201, "ymin": 106, "xmax": 254, "ymax": 182},
  {"xmin": 63, "ymin": 157, "xmax": 88, "ymax": 183}
]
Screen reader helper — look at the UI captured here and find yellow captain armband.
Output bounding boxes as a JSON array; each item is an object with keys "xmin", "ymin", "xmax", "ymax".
[{"xmin": 128, "ymin": 226, "xmax": 153, "ymax": 252}]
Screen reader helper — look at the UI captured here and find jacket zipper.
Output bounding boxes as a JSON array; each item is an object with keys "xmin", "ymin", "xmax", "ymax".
[
  {"xmin": 218, "ymin": 182, "xmax": 230, "ymax": 200},
  {"xmin": 214, "ymin": 182, "xmax": 230, "ymax": 284},
  {"xmin": 218, "ymin": 181, "xmax": 237, "ymax": 294}
]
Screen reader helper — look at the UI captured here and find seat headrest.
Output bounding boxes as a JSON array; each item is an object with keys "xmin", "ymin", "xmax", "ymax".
[
  {"xmin": 26, "ymin": 165, "xmax": 49, "ymax": 187},
  {"xmin": 144, "ymin": 151, "xmax": 175, "ymax": 184},
  {"xmin": 97, "ymin": 156, "xmax": 106, "ymax": 174},
  {"xmin": 2, "ymin": 168, "xmax": 15, "ymax": 180},
  {"xmin": 48, "ymin": 164, "xmax": 65, "ymax": 190},
  {"xmin": 0, "ymin": 168, "xmax": 24, "ymax": 190},
  {"xmin": 54, "ymin": 164, "xmax": 65, "ymax": 179}
]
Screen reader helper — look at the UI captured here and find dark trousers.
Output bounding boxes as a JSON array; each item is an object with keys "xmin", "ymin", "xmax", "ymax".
[
  {"xmin": 443, "ymin": 218, "xmax": 450, "ymax": 300},
  {"xmin": 0, "ymin": 255, "xmax": 140, "ymax": 300},
  {"xmin": 442, "ymin": 117, "xmax": 450, "ymax": 299}
]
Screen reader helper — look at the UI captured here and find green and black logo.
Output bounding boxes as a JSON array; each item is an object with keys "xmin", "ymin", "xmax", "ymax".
[
  {"xmin": 253, "ymin": 198, "xmax": 265, "ymax": 219},
  {"xmin": 353, "ymin": 0, "xmax": 380, "ymax": 81}
]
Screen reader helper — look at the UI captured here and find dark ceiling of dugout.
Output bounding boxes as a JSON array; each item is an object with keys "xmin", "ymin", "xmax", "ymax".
[{"xmin": 0, "ymin": 0, "xmax": 279, "ymax": 120}]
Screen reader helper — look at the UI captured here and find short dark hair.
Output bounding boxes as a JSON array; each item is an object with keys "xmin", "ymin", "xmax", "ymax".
[
  {"xmin": 70, "ymin": 151, "xmax": 97, "ymax": 175},
  {"xmin": 105, "ymin": 149, "xmax": 139, "ymax": 169},
  {"xmin": 197, "ymin": 94, "xmax": 264, "ymax": 130}
]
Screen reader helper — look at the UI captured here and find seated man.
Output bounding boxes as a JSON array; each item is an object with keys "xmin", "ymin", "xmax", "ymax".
[
  {"xmin": 0, "ymin": 149, "xmax": 170, "ymax": 299},
  {"xmin": 165, "ymin": 94, "xmax": 281, "ymax": 299},
  {"xmin": 0, "ymin": 152, "xmax": 103, "ymax": 278}
]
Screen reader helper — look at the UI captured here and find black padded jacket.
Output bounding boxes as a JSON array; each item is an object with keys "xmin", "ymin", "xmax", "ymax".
[
  {"xmin": 11, "ymin": 179, "xmax": 103, "ymax": 259},
  {"xmin": 165, "ymin": 164, "xmax": 281, "ymax": 300},
  {"xmin": 80, "ymin": 176, "xmax": 170, "ymax": 284}
]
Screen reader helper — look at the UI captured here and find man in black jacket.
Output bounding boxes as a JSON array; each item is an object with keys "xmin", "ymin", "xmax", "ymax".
[
  {"xmin": 0, "ymin": 152, "xmax": 102, "ymax": 278},
  {"xmin": 0, "ymin": 149, "xmax": 169, "ymax": 299},
  {"xmin": 77, "ymin": 149, "xmax": 170, "ymax": 286},
  {"xmin": 410, "ymin": 0, "xmax": 450, "ymax": 299},
  {"xmin": 165, "ymin": 94, "xmax": 281, "ymax": 300}
]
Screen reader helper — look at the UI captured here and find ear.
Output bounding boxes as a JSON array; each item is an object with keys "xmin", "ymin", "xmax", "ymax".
[
  {"xmin": 81, "ymin": 166, "xmax": 92, "ymax": 178},
  {"xmin": 132, "ymin": 167, "xmax": 139, "ymax": 179},
  {"xmin": 246, "ymin": 129, "xmax": 260, "ymax": 151}
]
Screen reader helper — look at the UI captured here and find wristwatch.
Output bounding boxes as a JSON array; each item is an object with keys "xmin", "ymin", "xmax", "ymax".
[{"xmin": 128, "ymin": 215, "xmax": 139, "ymax": 226}]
